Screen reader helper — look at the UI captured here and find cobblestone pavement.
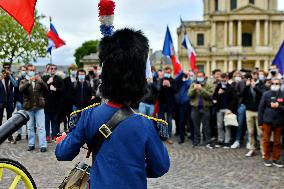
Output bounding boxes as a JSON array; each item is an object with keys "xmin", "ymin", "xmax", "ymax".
[{"xmin": 0, "ymin": 135, "xmax": 283, "ymax": 189}]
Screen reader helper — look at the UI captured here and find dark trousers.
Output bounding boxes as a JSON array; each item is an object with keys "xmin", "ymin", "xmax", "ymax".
[
  {"xmin": 178, "ymin": 104, "xmax": 194, "ymax": 142},
  {"xmin": 210, "ymin": 106, "xmax": 217, "ymax": 139},
  {"xmin": 45, "ymin": 112, "xmax": 60, "ymax": 138},
  {"xmin": 0, "ymin": 102, "xmax": 14, "ymax": 125},
  {"xmin": 191, "ymin": 107, "xmax": 211, "ymax": 145},
  {"xmin": 158, "ymin": 104, "xmax": 173, "ymax": 138}
]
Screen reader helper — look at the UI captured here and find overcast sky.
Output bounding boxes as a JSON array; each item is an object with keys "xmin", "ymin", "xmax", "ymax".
[{"xmin": 36, "ymin": 0, "xmax": 284, "ymax": 65}]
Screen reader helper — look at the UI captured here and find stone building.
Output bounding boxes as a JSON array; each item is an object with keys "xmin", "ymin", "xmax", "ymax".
[
  {"xmin": 177, "ymin": 0, "xmax": 284, "ymax": 75},
  {"xmin": 80, "ymin": 52, "xmax": 100, "ymax": 70}
]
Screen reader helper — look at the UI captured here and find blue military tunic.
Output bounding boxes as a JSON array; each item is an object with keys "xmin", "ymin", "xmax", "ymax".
[{"xmin": 55, "ymin": 103, "xmax": 170, "ymax": 189}]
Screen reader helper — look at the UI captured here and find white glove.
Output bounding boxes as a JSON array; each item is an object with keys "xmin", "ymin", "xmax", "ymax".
[
  {"xmin": 50, "ymin": 85, "xmax": 56, "ymax": 91},
  {"xmin": 47, "ymin": 77, "xmax": 53, "ymax": 84}
]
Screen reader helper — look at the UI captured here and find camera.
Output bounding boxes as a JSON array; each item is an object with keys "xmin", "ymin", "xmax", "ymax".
[
  {"xmin": 271, "ymin": 97, "xmax": 277, "ymax": 103},
  {"xmin": 195, "ymin": 80, "xmax": 205, "ymax": 85},
  {"xmin": 270, "ymin": 70, "xmax": 277, "ymax": 76},
  {"xmin": 183, "ymin": 74, "xmax": 188, "ymax": 80}
]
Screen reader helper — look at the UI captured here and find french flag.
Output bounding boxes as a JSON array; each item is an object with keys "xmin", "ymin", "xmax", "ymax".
[
  {"xmin": 162, "ymin": 26, "xmax": 182, "ymax": 76},
  {"xmin": 47, "ymin": 23, "xmax": 65, "ymax": 54},
  {"xmin": 181, "ymin": 19, "xmax": 198, "ymax": 72}
]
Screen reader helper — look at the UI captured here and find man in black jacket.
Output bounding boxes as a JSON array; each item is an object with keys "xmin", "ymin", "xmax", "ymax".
[
  {"xmin": 62, "ymin": 64, "xmax": 78, "ymax": 130},
  {"xmin": 71, "ymin": 69, "xmax": 92, "ymax": 110},
  {"xmin": 157, "ymin": 67, "xmax": 176, "ymax": 144},
  {"xmin": 42, "ymin": 64, "xmax": 64, "ymax": 142},
  {"xmin": 0, "ymin": 63, "xmax": 18, "ymax": 143},
  {"xmin": 213, "ymin": 73, "xmax": 238, "ymax": 148},
  {"xmin": 242, "ymin": 76, "xmax": 263, "ymax": 157}
]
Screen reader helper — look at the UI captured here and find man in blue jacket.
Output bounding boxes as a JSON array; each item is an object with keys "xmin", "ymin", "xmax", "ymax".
[
  {"xmin": 55, "ymin": 28, "xmax": 170, "ymax": 189},
  {"xmin": 174, "ymin": 70, "xmax": 193, "ymax": 144}
]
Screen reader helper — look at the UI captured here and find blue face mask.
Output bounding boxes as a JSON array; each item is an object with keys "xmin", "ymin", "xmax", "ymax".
[
  {"xmin": 28, "ymin": 71, "xmax": 35, "ymax": 77},
  {"xmin": 197, "ymin": 77, "xmax": 204, "ymax": 83},
  {"xmin": 259, "ymin": 75, "xmax": 265, "ymax": 81},
  {"xmin": 164, "ymin": 73, "xmax": 171, "ymax": 78},
  {"xmin": 21, "ymin": 71, "xmax": 26, "ymax": 77},
  {"xmin": 78, "ymin": 75, "xmax": 85, "ymax": 81}
]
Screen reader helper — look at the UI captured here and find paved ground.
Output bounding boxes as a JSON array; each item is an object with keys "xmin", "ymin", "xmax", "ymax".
[{"xmin": 0, "ymin": 135, "xmax": 283, "ymax": 189}]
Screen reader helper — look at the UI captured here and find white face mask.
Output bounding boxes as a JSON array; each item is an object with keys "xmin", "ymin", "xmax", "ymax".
[
  {"xmin": 271, "ymin": 85, "xmax": 280, "ymax": 92},
  {"xmin": 235, "ymin": 77, "xmax": 242, "ymax": 82},
  {"xmin": 71, "ymin": 71, "xmax": 77, "ymax": 77}
]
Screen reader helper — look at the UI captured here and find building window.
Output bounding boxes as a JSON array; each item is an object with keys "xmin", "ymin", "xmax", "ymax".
[
  {"xmin": 230, "ymin": 0, "xmax": 237, "ymax": 10},
  {"xmin": 197, "ymin": 34, "xmax": 204, "ymax": 46},
  {"xmin": 242, "ymin": 33, "xmax": 252, "ymax": 47},
  {"xmin": 249, "ymin": 0, "xmax": 255, "ymax": 4},
  {"xmin": 215, "ymin": 0, "xmax": 219, "ymax": 11}
]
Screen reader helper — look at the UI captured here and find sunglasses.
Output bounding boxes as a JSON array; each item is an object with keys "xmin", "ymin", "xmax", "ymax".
[
  {"xmin": 271, "ymin": 83, "xmax": 280, "ymax": 85},
  {"xmin": 3, "ymin": 67, "xmax": 10, "ymax": 69},
  {"xmin": 51, "ymin": 67, "xmax": 57, "ymax": 70}
]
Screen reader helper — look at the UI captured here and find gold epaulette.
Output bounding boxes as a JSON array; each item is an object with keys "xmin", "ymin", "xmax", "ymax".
[
  {"xmin": 136, "ymin": 113, "xmax": 168, "ymax": 125},
  {"xmin": 70, "ymin": 103, "xmax": 100, "ymax": 116}
]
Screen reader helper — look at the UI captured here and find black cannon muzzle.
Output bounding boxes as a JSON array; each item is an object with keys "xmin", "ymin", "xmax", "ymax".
[{"xmin": 0, "ymin": 110, "xmax": 29, "ymax": 144}]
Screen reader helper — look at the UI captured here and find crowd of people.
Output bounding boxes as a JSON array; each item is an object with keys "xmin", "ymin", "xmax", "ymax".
[
  {"xmin": 140, "ymin": 64, "xmax": 284, "ymax": 168},
  {"xmin": 0, "ymin": 61, "xmax": 284, "ymax": 167},
  {"xmin": 0, "ymin": 63, "xmax": 101, "ymax": 152}
]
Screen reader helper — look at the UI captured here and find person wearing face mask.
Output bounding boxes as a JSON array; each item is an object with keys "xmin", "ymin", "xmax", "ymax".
[
  {"xmin": 209, "ymin": 69, "xmax": 222, "ymax": 141},
  {"xmin": 173, "ymin": 70, "xmax": 194, "ymax": 144},
  {"xmin": 230, "ymin": 71, "xmax": 248, "ymax": 149},
  {"xmin": 42, "ymin": 64, "xmax": 64, "ymax": 142},
  {"xmin": 62, "ymin": 64, "xmax": 78, "ymax": 130},
  {"xmin": 14, "ymin": 65, "xmax": 28, "ymax": 141},
  {"xmin": 241, "ymin": 76, "xmax": 263, "ymax": 157},
  {"xmin": 213, "ymin": 73, "xmax": 238, "ymax": 148},
  {"xmin": 0, "ymin": 63, "xmax": 18, "ymax": 143},
  {"xmin": 87, "ymin": 66, "xmax": 102, "ymax": 104},
  {"xmin": 258, "ymin": 78, "xmax": 284, "ymax": 167},
  {"xmin": 157, "ymin": 67, "xmax": 176, "ymax": 144},
  {"xmin": 71, "ymin": 69, "xmax": 92, "ymax": 110},
  {"xmin": 188, "ymin": 71, "xmax": 215, "ymax": 148},
  {"xmin": 257, "ymin": 70, "xmax": 270, "ymax": 94},
  {"xmin": 19, "ymin": 64, "xmax": 48, "ymax": 152}
]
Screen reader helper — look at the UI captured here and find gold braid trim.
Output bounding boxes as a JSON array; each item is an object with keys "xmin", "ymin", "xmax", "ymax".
[
  {"xmin": 136, "ymin": 113, "xmax": 168, "ymax": 125},
  {"xmin": 70, "ymin": 103, "xmax": 101, "ymax": 116}
]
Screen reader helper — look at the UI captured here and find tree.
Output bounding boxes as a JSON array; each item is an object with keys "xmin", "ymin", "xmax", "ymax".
[
  {"xmin": 74, "ymin": 40, "xmax": 100, "ymax": 68},
  {"xmin": 0, "ymin": 10, "xmax": 48, "ymax": 64}
]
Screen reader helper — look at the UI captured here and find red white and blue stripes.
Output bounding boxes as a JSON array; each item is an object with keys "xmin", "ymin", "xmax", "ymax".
[
  {"xmin": 162, "ymin": 26, "xmax": 182, "ymax": 76},
  {"xmin": 47, "ymin": 23, "xmax": 65, "ymax": 54},
  {"xmin": 98, "ymin": 0, "xmax": 115, "ymax": 37}
]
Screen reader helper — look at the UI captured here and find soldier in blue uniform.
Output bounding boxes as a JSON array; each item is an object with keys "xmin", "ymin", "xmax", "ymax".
[{"xmin": 55, "ymin": 28, "xmax": 170, "ymax": 189}]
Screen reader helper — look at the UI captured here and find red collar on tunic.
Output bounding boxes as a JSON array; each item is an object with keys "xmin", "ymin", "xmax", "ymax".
[{"xmin": 106, "ymin": 101, "xmax": 123, "ymax": 108}]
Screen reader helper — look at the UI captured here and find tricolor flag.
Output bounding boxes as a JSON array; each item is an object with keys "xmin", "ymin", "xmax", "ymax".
[
  {"xmin": 181, "ymin": 18, "xmax": 198, "ymax": 72},
  {"xmin": 0, "ymin": 0, "xmax": 37, "ymax": 34},
  {"xmin": 162, "ymin": 26, "xmax": 182, "ymax": 76},
  {"xmin": 47, "ymin": 22, "xmax": 65, "ymax": 54}
]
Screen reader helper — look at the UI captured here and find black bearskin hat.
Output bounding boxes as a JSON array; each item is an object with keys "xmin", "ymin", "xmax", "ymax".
[{"xmin": 99, "ymin": 28, "xmax": 149, "ymax": 104}]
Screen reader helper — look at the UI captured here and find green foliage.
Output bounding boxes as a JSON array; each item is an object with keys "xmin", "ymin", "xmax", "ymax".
[
  {"xmin": 74, "ymin": 40, "xmax": 99, "ymax": 68},
  {"xmin": 0, "ymin": 10, "xmax": 48, "ymax": 64}
]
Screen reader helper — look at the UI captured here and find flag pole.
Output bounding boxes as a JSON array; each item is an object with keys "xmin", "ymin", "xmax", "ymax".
[{"xmin": 49, "ymin": 16, "xmax": 53, "ymax": 64}]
